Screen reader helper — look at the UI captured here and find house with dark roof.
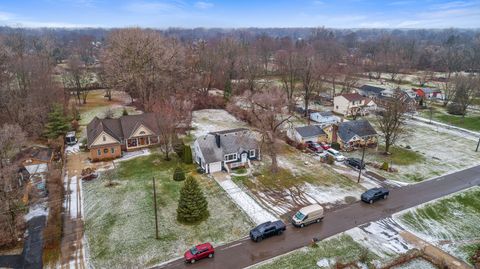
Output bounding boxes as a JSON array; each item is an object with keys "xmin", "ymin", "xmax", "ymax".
[
  {"xmin": 86, "ymin": 113, "xmax": 161, "ymax": 161},
  {"xmin": 333, "ymin": 93, "xmax": 376, "ymax": 116},
  {"xmin": 309, "ymin": 111, "xmax": 340, "ymax": 126},
  {"xmin": 357, "ymin": 85, "xmax": 387, "ymax": 98},
  {"xmin": 323, "ymin": 120, "xmax": 378, "ymax": 150},
  {"xmin": 287, "ymin": 125, "xmax": 328, "ymax": 144},
  {"xmin": 193, "ymin": 128, "xmax": 259, "ymax": 174}
]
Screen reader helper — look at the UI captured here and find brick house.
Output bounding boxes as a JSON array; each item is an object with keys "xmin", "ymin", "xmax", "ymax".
[{"xmin": 86, "ymin": 113, "xmax": 161, "ymax": 161}]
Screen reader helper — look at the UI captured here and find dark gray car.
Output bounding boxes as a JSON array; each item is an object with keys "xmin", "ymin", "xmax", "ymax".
[{"xmin": 361, "ymin": 188, "xmax": 389, "ymax": 204}]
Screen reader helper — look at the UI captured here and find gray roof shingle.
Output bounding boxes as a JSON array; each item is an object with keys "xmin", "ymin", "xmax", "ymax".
[
  {"xmin": 295, "ymin": 125, "xmax": 326, "ymax": 138},
  {"xmin": 338, "ymin": 120, "xmax": 377, "ymax": 142},
  {"xmin": 196, "ymin": 129, "xmax": 258, "ymax": 163}
]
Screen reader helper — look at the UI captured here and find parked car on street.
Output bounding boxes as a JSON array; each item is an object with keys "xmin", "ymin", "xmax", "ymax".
[
  {"xmin": 305, "ymin": 141, "xmax": 323, "ymax": 153},
  {"xmin": 345, "ymin": 157, "xmax": 365, "ymax": 169},
  {"xmin": 291, "ymin": 204, "xmax": 324, "ymax": 228},
  {"xmin": 249, "ymin": 220, "xmax": 286, "ymax": 242},
  {"xmin": 184, "ymin": 243, "xmax": 214, "ymax": 264},
  {"xmin": 326, "ymin": 148, "xmax": 345, "ymax": 161},
  {"xmin": 361, "ymin": 188, "xmax": 389, "ymax": 204}
]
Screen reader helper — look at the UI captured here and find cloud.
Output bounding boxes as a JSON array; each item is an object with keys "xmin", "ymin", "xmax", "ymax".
[
  {"xmin": 194, "ymin": 1, "xmax": 213, "ymax": 9},
  {"xmin": 430, "ymin": 1, "xmax": 477, "ymax": 10},
  {"xmin": 312, "ymin": 0, "xmax": 324, "ymax": 5},
  {"xmin": 124, "ymin": 1, "xmax": 184, "ymax": 13},
  {"xmin": 0, "ymin": 11, "xmax": 14, "ymax": 21}
]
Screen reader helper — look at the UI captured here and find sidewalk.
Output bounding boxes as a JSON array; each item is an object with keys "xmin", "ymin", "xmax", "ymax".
[{"xmin": 212, "ymin": 172, "xmax": 277, "ymax": 225}]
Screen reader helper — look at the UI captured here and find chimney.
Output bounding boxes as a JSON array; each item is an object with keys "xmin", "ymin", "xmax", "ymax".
[
  {"xmin": 215, "ymin": 134, "xmax": 221, "ymax": 148},
  {"xmin": 332, "ymin": 124, "xmax": 338, "ymax": 143}
]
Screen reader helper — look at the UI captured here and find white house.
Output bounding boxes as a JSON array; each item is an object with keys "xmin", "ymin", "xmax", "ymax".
[
  {"xmin": 333, "ymin": 93, "xmax": 374, "ymax": 116},
  {"xmin": 287, "ymin": 125, "xmax": 328, "ymax": 144},
  {"xmin": 193, "ymin": 128, "xmax": 260, "ymax": 174},
  {"xmin": 309, "ymin": 111, "xmax": 340, "ymax": 126}
]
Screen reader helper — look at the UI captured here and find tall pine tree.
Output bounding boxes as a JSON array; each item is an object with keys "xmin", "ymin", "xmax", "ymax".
[
  {"xmin": 44, "ymin": 104, "xmax": 70, "ymax": 139},
  {"xmin": 183, "ymin": 145, "xmax": 193, "ymax": 164},
  {"xmin": 177, "ymin": 176, "xmax": 209, "ymax": 224}
]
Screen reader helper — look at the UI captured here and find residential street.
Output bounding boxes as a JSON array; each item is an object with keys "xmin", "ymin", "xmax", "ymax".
[{"xmin": 154, "ymin": 164, "xmax": 480, "ymax": 269}]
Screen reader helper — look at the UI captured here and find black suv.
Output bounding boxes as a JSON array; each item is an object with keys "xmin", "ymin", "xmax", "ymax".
[
  {"xmin": 345, "ymin": 157, "xmax": 365, "ymax": 169},
  {"xmin": 249, "ymin": 220, "xmax": 286, "ymax": 242},
  {"xmin": 361, "ymin": 188, "xmax": 389, "ymax": 204}
]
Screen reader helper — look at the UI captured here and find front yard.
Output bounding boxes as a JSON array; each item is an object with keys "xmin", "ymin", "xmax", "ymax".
[
  {"xmin": 83, "ymin": 152, "xmax": 253, "ymax": 268},
  {"xmin": 346, "ymin": 118, "xmax": 480, "ymax": 183},
  {"xmin": 395, "ymin": 187, "xmax": 480, "ymax": 266}
]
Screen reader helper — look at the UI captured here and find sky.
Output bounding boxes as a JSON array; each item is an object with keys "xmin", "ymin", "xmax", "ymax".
[{"xmin": 0, "ymin": 0, "xmax": 479, "ymax": 29}]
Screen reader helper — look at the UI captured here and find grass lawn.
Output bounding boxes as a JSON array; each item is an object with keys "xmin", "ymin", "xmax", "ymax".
[
  {"xmin": 396, "ymin": 187, "xmax": 480, "ymax": 265},
  {"xmin": 83, "ymin": 152, "xmax": 253, "ymax": 268},
  {"xmin": 418, "ymin": 105, "xmax": 480, "ymax": 132},
  {"xmin": 253, "ymin": 234, "xmax": 377, "ymax": 269}
]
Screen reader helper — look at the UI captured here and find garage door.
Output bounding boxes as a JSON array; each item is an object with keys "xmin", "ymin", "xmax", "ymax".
[{"xmin": 208, "ymin": 162, "xmax": 222, "ymax": 173}]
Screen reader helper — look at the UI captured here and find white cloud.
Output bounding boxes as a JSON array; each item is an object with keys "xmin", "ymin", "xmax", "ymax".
[
  {"xmin": 431, "ymin": 1, "xmax": 476, "ymax": 10},
  {"xmin": 194, "ymin": 1, "xmax": 213, "ymax": 9},
  {"xmin": 124, "ymin": 1, "xmax": 184, "ymax": 13}
]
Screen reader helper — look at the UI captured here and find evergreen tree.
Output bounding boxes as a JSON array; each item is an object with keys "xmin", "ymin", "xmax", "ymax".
[
  {"xmin": 177, "ymin": 176, "xmax": 209, "ymax": 224},
  {"xmin": 122, "ymin": 107, "xmax": 129, "ymax": 116},
  {"xmin": 44, "ymin": 104, "xmax": 70, "ymax": 139},
  {"xmin": 224, "ymin": 79, "xmax": 232, "ymax": 100},
  {"xmin": 183, "ymin": 145, "xmax": 193, "ymax": 164},
  {"xmin": 173, "ymin": 139, "xmax": 185, "ymax": 159},
  {"xmin": 173, "ymin": 166, "xmax": 186, "ymax": 181}
]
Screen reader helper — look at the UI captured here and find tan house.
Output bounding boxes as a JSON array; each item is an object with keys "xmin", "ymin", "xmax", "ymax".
[
  {"xmin": 323, "ymin": 120, "xmax": 378, "ymax": 150},
  {"xmin": 87, "ymin": 113, "xmax": 161, "ymax": 161},
  {"xmin": 287, "ymin": 125, "xmax": 328, "ymax": 144},
  {"xmin": 333, "ymin": 93, "xmax": 375, "ymax": 116}
]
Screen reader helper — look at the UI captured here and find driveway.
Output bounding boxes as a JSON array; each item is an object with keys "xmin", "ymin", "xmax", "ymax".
[{"xmin": 154, "ymin": 165, "xmax": 480, "ymax": 269}]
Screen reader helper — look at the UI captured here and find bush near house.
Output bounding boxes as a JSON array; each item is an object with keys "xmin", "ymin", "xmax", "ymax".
[
  {"xmin": 331, "ymin": 142, "xmax": 341, "ymax": 150},
  {"xmin": 183, "ymin": 145, "xmax": 193, "ymax": 164},
  {"xmin": 177, "ymin": 176, "xmax": 209, "ymax": 224}
]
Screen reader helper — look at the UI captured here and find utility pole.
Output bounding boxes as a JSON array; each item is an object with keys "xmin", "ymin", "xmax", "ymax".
[
  {"xmin": 476, "ymin": 137, "xmax": 480, "ymax": 152},
  {"xmin": 152, "ymin": 177, "xmax": 159, "ymax": 239},
  {"xmin": 357, "ymin": 144, "xmax": 366, "ymax": 183}
]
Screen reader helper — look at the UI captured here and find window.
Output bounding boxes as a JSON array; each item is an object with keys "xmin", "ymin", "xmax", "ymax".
[
  {"xmin": 139, "ymin": 131, "xmax": 146, "ymax": 135},
  {"xmin": 103, "ymin": 148, "xmax": 108, "ymax": 154},
  {"xmin": 127, "ymin": 139, "xmax": 137, "ymax": 147},
  {"xmin": 224, "ymin": 153, "xmax": 237, "ymax": 162},
  {"xmin": 97, "ymin": 149, "xmax": 101, "ymax": 156},
  {"xmin": 336, "ymin": 105, "xmax": 338, "ymax": 109},
  {"xmin": 103, "ymin": 135, "xmax": 106, "ymax": 142},
  {"xmin": 111, "ymin": 148, "xmax": 115, "ymax": 154},
  {"xmin": 249, "ymin": 149, "xmax": 255, "ymax": 158},
  {"xmin": 150, "ymin": 136, "xmax": 159, "ymax": 144}
]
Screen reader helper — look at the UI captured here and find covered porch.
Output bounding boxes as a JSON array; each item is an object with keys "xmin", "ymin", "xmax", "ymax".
[{"xmin": 125, "ymin": 135, "xmax": 160, "ymax": 151}]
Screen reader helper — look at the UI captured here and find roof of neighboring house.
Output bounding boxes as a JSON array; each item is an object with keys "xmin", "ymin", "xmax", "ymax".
[
  {"xmin": 295, "ymin": 125, "xmax": 326, "ymax": 138},
  {"xmin": 337, "ymin": 93, "xmax": 365, "ymax": 102},
  {"xmin": 311, "ymin": 111, "xmax": 334, "ymax": 117},
  {"xmin": 422, "ymin": 88, "xmax": 440, "ymax": 94},
  {"xmin": 358, "ymin": 85, "xmax": 386, "ymax": 96},
  {"xmin": 87, "ymin": 113, "xmax": 159, "ymax": 148},
  {"xmin": 338, "ymin": 120, "xmax": 377, "ymax": 142},
  {"xmin": 196, "ymin": 129, "xmax": 258, "ymax": 163}
]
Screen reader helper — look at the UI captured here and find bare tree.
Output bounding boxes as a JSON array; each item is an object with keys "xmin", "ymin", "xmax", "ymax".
[
  {"xmin": 245, "ymin": 87, "xmax": 291, "ymax": 173},
  {"xmin": 449, "ymin": 75, "xmax": 479, "ymax": 117},
  {"xmin": 275, "ymin": 48, "xmax": 299, "ymax": 110},
  {"xmin": 297, "ymin": 45, "xmax": 322, "ymax": 117},
  {"xmin": 62, "ymin": 55, "xmax": 93, "ymax": 105},
  {"xmin": 0, "ymin": 123, "xmax": 26, "ymax": 168},
  {"xmin": 152, "ymin": 96, "xmax": 192, "ymax": 160},
  {"xmin": 376, "ymin": 90, "xmax": 409, "ymax": 154}
]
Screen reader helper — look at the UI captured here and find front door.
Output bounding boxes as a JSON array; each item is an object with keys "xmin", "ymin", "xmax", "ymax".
[{"xmin": 241, "ymin": 152, "xmax": 247, "ymax": 163}]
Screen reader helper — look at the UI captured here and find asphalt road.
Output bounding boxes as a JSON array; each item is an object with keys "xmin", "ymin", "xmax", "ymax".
[{"xmin": 154, "ymin": 164, "xmax": 480, "ymax": 269}]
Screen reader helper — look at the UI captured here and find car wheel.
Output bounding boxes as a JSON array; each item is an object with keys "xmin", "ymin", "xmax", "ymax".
[
  {"xmin": 208, "ymin": 253, "xmax": 214, "ymax": 258},
  {"xmin": 383, "ymin": 194, "xmax": 388, "ymax": 199},
  {"xmin": 277, "ymin": 230, "xmax": 283, "ymax": 235},
  {"xmin": 190, "ymin": 259, "xmax": 196, "ymax": 264},
  {"xmin": 369, "ymin": 199, "xmax": 373, "ymax": 204},
  {"xmin": 300, "ymin": 223, "xmax": 305, "ymax": 228},
  {"xmin": 256, "ymin": 237, "xmax": 262, "ymax": 242}
]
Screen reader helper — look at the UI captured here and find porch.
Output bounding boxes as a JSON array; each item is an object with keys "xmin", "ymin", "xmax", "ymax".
[{"xmin": 125, "ymin": 135, "xmax": 159, "ymax": 151}]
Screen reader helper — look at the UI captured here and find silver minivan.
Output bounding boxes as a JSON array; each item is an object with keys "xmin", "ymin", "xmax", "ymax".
[{"xmin": 291, "ymin": 204, "xmax": 324, "ymax": 228}]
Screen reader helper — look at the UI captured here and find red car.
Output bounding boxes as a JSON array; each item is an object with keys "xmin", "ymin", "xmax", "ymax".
[
  {"xmin": 184, "ymin": 243, "xmax": 214, "ymax": 264},
  {"xmin": 320, "ymin": 142, "xmax": 331, "ymax": 150}
]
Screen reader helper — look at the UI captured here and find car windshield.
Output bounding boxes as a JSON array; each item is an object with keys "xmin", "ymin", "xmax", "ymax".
[
  {"xmin": 294, "ymin": 211, "xmax": 305, "ymax": 221},
  {"xmin": 190, "ymin": 247, "xmax": 199, "ymax": 255}
]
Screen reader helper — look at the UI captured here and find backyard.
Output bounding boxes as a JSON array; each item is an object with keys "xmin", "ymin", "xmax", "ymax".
[
  {"xmin": 418, "ymin": 105, "xmax": 480, "ymax": 132},
  {"xmin": 395, "ymin": 187, "xmax": 480, "ymax": 266},
  {"xmin": 83, "ymin": 152, "xmax": 253, "ymax": 268}
]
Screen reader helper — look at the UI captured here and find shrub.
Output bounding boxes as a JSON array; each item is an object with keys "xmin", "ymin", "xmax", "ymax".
[
  {"xmin": 296, "ymin": 143, "xmax": 306, "ymax": 150},
  {"xmin": 173, "ymin": 140, "xmax": 185, "ymax": 159},
  {"xmin": 447, "ymin": 102, "xmax": 465, "ymax": 115},
  {"xmin": 326, "ymin": 155, "xmax": 335, "ymax": 165},
  {"xmin": 122, "ymin": 107, "xmax": 129, "ymax": 116},
  {"xmin": 173, "ymin": 166, "xmax": 186, "ymax": 181},
  {"xmin": 381, "ymin": 162, "xmax": 389, "ymax": 171},
  {"xmin": 331, "ymin": 142, "xmax": 341, "ymax": 150},
  {"xmin": 183, "ymin": 145, "xmax": 193, "ymax": 164},
  {"xmin": 177, "ymin": 176, "xmax": 209, "ymax": 224}
]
